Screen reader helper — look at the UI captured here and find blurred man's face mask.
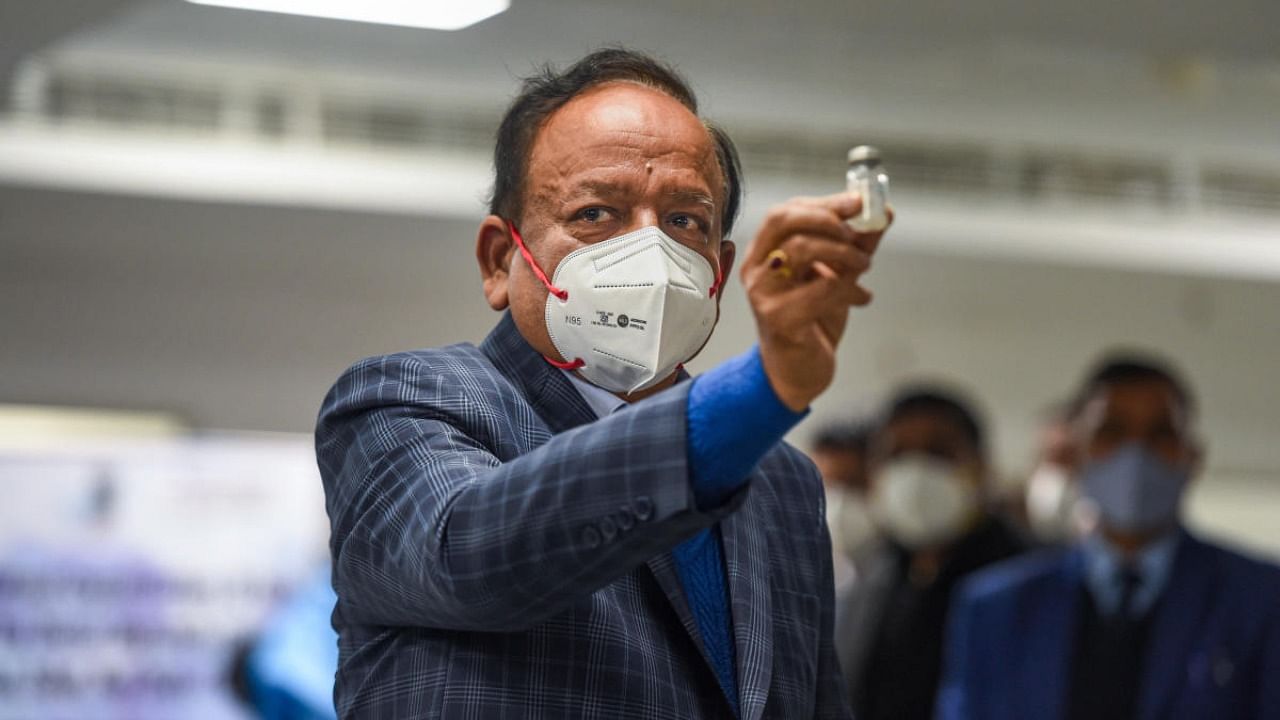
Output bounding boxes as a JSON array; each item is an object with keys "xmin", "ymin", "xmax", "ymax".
[
  {"xmin": 869, "ymin": 453, "xmax": 979, "ymax": 549},
  {"xmin": 825, "ymin": 487, "xmax": 877, "ymax": 559},
  {"xmin": 1079, "ymin": 442, "xmax": 1189, "ymax": 534},
  {"xmin": 509, "ymin": 222, "xmax": 722, "ymax": 394},
  {"xmin": 1025, "ymin": 463, "xmax": 1083, "ymax": 542}
]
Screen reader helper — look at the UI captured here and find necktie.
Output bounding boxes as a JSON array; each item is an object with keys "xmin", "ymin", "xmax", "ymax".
[{"xmin": 1115, "ymin": 565, "xmax": 1143, "ymax": 621}]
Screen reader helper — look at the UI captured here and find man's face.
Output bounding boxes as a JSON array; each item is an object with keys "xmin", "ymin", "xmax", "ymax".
[
  {"xmin": 480, "ymin": 82, "xmax": 735, "ymax": 373},
  {"xmin": 812, "ymin": 448, "xmax": 869, "ymax": 495},
  {"xmin": 871, "ymin": 412, "xmax": 984, "ymax": 489},
  {"xmin": 1039, "ymin": 418, "xmax": 1078, "ymax": 471},
  {"xmin": 1075, "ymin": 380, "xmax": 1196, "ymax": 469}
]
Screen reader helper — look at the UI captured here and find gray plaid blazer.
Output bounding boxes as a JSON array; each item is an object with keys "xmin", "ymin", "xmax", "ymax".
[{"xmin": 316, "ymin": 312, "xmax": 851, "ymax": 719}]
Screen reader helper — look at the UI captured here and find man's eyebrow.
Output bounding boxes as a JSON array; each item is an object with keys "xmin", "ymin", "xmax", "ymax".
[
  {"xmin": 563, "ymin": 182, "xmax": 717, "ymax": 210},
  {"xmin": 666, "ymin": 189, "xmax": 716, "ymax": 209},
  {"xmin": 565, "ymin": 180, "xmax": 629, "ymax": 198}
]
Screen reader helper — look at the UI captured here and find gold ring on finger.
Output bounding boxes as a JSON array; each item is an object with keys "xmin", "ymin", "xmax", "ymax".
[{"xmin": 766, "ymin": 249, "xmax": 793, "ymax": 280}]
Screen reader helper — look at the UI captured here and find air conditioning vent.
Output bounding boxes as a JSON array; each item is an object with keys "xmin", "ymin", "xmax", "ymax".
[
  {"xmin": 1017, "ymin": 151, "xmax": 1174, "ymax": 206},
  {"xmin": 735, "ymin": 134, "xmax": 1001, "ymax": 198},
  {"xmin": 44, "ymin": 74, "xmax": 223, "ymax": 132},
  {"xmin": 319, "ymin": 99, "xmax": 498, "ymax": 151},
  {"xmin": 1201, "ymin": 167, "xmax": 1280, "ymax": 214},
  {"xmin": 10, "ymin": 60, "xmax": 1280, "ymax": 217}
]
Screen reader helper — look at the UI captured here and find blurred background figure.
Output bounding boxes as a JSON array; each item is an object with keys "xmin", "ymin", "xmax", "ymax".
[
  {"xmin": 234, "ymin": 568, "xmax": 338, "ymax": 720},
  {"xmin": 938, "ymin": 352, "xmax": 1280, "ymax": 720},
  {"xmin": 1022, "ymin": 402, "xmax": 1088, "ymax": 545},
  {"xmin": 810, "ymin": 421, "xmax": 876, "ymax": 593},
  {"xmin": 835, "ymin": 386, "xmax": 1027, "ymax": 720}
]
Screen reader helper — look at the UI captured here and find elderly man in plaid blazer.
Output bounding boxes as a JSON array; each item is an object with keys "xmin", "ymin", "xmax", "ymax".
[{"xmin": 317, "ymin": 48, "xmax": 890, "ymax": 719}]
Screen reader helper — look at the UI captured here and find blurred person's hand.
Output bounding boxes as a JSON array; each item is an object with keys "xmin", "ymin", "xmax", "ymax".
[{"xmin": 743, "ymin": 192, "xmax": 891, "ymax": 411}]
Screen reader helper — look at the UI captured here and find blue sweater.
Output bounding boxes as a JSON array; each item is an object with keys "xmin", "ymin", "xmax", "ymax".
[{"xmin": 681, "ymin": 347, "xmax": 807, "ymax": 717}]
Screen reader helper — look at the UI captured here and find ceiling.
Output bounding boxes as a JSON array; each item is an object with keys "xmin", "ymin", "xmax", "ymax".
[
  {"xmin": 5, "ymin": 0, "xmax": 1278, "ymax": 155},
  {"xmin": 27, "ymin": 0, "xmax": 1280, "ymax": 71}
]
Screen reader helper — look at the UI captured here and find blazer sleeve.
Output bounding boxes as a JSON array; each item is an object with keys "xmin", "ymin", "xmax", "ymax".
[{"xmin": 316, "ymin": 352, "xmax": 743, "ymax": 632}]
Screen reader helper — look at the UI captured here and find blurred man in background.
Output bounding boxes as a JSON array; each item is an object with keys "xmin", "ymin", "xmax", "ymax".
[
  {"xmin": 938, "ymin": 353, "xmax": 1280, "ymax": 720},
  {"xmin": 810, "ymin": 421, "xmax": 876, "ymax": 594},
  {"xmin": 316, "ymin": 48, "xmax": 888, "ymax": 718},
  {"xmin": 233, "ymin": 568, "xmax": 339, "ymax": 720},
  {"xmin": 1022, "ymin": 403, "xmax": 1087, "ymax": 545},
  {"xmin": 835, "ymin": 386, "xmax": 1026, "ymax": 720}
]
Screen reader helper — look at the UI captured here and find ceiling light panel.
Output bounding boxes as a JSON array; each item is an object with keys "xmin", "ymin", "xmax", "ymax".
[{"xmin": 185, "ymin": 0, "xmax": 509, "ymax": 31}]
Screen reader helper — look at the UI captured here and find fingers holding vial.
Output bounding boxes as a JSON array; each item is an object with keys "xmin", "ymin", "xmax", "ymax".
[{"xmin": 745, "ymin": 146, "xmax": 893, "ymax": 411}]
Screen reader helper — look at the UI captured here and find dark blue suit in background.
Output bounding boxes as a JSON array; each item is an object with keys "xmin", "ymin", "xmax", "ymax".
[
  {"xmin": 937, "ymin": 530, "xmax": 1280, "ymax": 720},
  {"xmin": 315, "ymin": 312, "xmax": 849, "ymax": 719}
]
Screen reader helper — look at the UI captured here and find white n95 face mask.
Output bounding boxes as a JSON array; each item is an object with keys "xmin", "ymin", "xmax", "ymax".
[
  {"xmin": 869, "ymin": 454, "xmax": 979, "ymax": 550},
  {"xmin": 510, "ymin": 223, "xmax": 721, "ymax": 394}
]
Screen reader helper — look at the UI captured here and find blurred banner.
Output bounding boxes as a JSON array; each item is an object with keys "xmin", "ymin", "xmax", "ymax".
[{"xmin": 0, "ymin": 433, "xmax": 328, "ymax": 720}]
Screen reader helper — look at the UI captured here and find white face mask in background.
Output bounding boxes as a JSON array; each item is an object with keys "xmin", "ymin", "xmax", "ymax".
[
  {"xmin": 513, "ymin": 224, "xmax": 720, "ymax": 394},
  {"xmin": 869, "ymin": 454, "xmax": 980, "ymax": 550},
  {"xmin": 825, "ymin": 487, "xmax": 877, "ymax": 559},
  {"xmin": 1024, "ymin": 463, "xmax": 1084, "ymax": 543}
]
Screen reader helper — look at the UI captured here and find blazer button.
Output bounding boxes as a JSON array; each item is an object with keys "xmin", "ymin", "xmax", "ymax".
[
  {"xmin": 581, "ymin": 526, "xmax": 602, "ymax": 549},
  {"xmin": 633, "ymin": 496, "xmax": 654, "ymax": 521},
  {"xmin": 599, "ymin": 516, "xmax": 618, "ymax": 541},
  {"xmin": 616, "ymin": 508, "xmax": 635, "ymax": 531}
]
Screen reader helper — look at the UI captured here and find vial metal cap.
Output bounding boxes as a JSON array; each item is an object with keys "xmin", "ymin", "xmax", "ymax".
[{"xmin": 847, "ymin": 145, "xmax": 882, "ymax": 165}]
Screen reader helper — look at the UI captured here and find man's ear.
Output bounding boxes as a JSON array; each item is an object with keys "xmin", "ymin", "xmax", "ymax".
[
  {"xmin": 715, "ymin": 239, "xmax": 737, "ymax": 297},
  {"xmin": 476, "ymin": 215, "xmax": 514, "ymax": 311}
]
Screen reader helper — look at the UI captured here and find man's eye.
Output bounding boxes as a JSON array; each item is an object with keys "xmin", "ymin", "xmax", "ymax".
[
  {"xmin": 670, "ymin": 214, "xmax": 707, "ymax": 231},
  {"xmin": 577, "ymin": 207, "xmax": 607, "ymax": 223}
]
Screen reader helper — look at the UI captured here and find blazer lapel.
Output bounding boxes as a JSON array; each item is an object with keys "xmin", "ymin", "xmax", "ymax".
[
  {"xmin": 645, "ymin": 484, "xmax": 774, "ymax": 719},
  {"xmin": 479, "ymin": 311, "xmax": 596, "ymax": 435},
  {"xmin": 1019, "ymin": 551, "xmax": 1084, "ymax": 720},
  {"xmin": 1137, "ymin": 532, "xmax": 1215, "ymax": 720},
  {"xmin": 646, "ymin": 553, "xmax": 719, "ymax": 674},
  {"xmin": 722, "ymin": 477, "xmax": 773, "ymax": 720}
]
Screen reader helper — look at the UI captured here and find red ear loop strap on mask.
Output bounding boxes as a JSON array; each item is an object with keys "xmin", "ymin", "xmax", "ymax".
[
  {"xmin": 507, "ymin": 221, "xmax": 568, "ymax": 302},
  {"xmin": 506, "ymin": 221, "xmax": 584, "ymax": 371},
  {"xmin": 544, "ymin": 355, "xmax": 584, "ymax": 370}
]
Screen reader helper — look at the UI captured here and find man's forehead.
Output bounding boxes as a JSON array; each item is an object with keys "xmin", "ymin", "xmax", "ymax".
[
  {"xmin": 555, "ymin": 171, "xmax": 717, "ymax": 200},
  {"xmin": 879, "ymin": 413, "xmax": 972, "ymax": 453},
  {"xmin": 1080, "ymin": 380, "xmax": 1187, "ymax": 427},
  {"xmin": 529, "ymin": 84, "xmax": 721, "ymax": 179}
]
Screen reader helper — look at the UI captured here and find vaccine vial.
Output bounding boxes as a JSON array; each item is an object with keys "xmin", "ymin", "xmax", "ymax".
[{"xmin": 847, "ymin": 145, "xmax": 889, "ymax": 233}]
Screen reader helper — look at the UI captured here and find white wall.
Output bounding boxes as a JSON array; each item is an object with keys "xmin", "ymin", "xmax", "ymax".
[{"xmin": 3, "ymin": 182, "xmax": 1278, "ymax": 556}]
